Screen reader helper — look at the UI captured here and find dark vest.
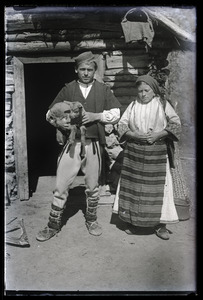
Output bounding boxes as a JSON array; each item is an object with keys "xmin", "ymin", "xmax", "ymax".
[
  {"xmin": 71, "ymin": 82, "xmax": 101, "ymax": 140},
  {"xmin": 51, "ymin": 80, "xmax": 108, "ymax": 145}
]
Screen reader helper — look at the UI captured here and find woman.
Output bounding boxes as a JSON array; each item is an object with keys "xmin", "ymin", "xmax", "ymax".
[{"xmin": 117, "ymin": 75, "xmax": 181, "ymax": 240}]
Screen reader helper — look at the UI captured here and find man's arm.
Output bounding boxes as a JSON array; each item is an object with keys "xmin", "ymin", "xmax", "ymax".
[{"xmin": 82, "ymin": 108, "xmax": 120, "ymax": 125}]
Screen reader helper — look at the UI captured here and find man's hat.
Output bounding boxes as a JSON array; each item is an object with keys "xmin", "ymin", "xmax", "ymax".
[{"xmin": 74, "ymin": 51, "xmax": 98, "ymax": 65}]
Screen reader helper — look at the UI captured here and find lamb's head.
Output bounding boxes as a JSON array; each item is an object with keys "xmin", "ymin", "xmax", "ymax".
[
  {"xmin": 50, "ymin": 102, "xmax": 72, "ymax": 129},
  {"xmin": 64, "ymin": 101, "xmax": 85, "ymax": 125},
  {"xmin": 50, "ymin": 102, "xmax": 71, "ymax": 118}
]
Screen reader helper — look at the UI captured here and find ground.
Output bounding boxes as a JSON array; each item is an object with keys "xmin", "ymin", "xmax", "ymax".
[
  {"xmin": 5, "ymin": 175, "xmax": 196, "ymax": 295},
  {"xmin": 4, "ymin": 126, "xmax": 197, "ymax": 295}
]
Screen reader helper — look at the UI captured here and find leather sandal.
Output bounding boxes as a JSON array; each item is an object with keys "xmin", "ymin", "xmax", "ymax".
[
  {"xmin": 85, "ymin": 221, "xmax": 102, "ymax": 236},
  {"xmin": 155, "ymin": 227, "xmax": 172, "ymax": 240},
  {"xmin": 125, "ymin": 224, "xmax": 137, "ymax": 235},
  {"xmin": 36, "ymin": 226, "xmax": 60, "ymax": 242}
]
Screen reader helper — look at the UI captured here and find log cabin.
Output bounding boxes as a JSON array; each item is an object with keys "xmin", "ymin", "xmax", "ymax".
[{"xmin": 5, "ymin": 6, "xmax": 196, "ymax": 204}]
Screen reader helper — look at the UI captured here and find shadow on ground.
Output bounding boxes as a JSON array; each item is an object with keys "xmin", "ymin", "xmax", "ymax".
[{"xmin": 61, "ymin": 187, "xmax": 86, "ymax": 227}]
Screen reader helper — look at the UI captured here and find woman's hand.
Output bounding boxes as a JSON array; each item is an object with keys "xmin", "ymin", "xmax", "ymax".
[
  {"xmin": 126, "ymin": 130, "xmax": 148, "ymax": 143},
  {"xmin": 146, "ymin": 130, "xmax": 168, "ymax": 144}
]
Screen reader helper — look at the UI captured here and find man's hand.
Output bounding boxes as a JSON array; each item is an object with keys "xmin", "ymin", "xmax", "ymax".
[{"xmin": 82, "ymin": 112, "xmax": 102, "ymax": 125}]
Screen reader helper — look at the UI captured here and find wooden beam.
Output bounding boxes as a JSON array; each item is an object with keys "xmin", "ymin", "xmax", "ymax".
[
  {"xmin": 6, "ymin": 31, "xmax": 123, "ymax": 42},
  {"xmin": 104, "ymin": 68, "xmax": 147, "ymax": 76},
  {"xmin": 112, "ymin": 87, "xmax": 138, "ymax": 96},
  {"xmin": 5, "ymin": 85, "xmax": 15, "ymax": 93},
  {"xmin": 5, "ymin": 14, "xmax": 121, "ymax": 33},
  {"xmin": 6, "ymin": 38, "xmax": 174, "ymax": 54},
  {"xmin": 106, "ymin": 54, "xmax": 151, "ymax": 69},
  {"xmin": 104, "ymin": 74, "xmax": 138, "ymax": 82},
  {"xmin": 106, "ymin": 81, "xmax": 137, "ymax": 88},
  {"xmin": 15, "ymin": 56, "xmax": 75, "ymax": 64},
  {"xmin": 13, "ymin": 57, "xmax": 29, "ymax": 201},
  {"xmin": 106, "ymin": 50, "xmax": 147, "ymax": 56}
]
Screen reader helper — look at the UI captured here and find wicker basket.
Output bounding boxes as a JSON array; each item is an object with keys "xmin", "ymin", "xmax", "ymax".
[{"xmin": 171, "ymin": 145, "xmax": 191, "ymax": 221}]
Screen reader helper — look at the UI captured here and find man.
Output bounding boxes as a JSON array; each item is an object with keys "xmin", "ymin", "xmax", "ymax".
[{"xmin": 36, "ymin": 51, "xmax": 121, "ymax": 241}]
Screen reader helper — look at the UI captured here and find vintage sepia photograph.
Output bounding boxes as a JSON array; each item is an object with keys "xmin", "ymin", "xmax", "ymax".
[{"xmin": 4, "ymin": 5, "xmax": 196, "ymax": 296}]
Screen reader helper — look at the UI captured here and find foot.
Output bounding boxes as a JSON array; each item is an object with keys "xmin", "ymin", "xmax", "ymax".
[
  {"xmin": 36, "ymin": 226, "xmax": 60, "ymax": 242},
  {"xmin": 125, "ymin": 224, "xmax": 137, "ymax": 235},
  {"xmin": 85, "ymin": 221, "xmax": 102, "ymax": 236},
  {"xmin": 155, "ymin": 227, "xmax": 172, "ymax": 240}
]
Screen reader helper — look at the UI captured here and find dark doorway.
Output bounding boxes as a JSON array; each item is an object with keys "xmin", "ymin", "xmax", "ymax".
[{"xmin": 24, "ymin": 63, "xmax": 77, "ymax": 196}]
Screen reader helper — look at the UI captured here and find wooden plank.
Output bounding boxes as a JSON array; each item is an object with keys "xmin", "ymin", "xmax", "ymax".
[
  {"xmin": 13, "ymin": 57, "xmax": 29, "ymax": 200},
  {"xmin": 106, "ymin": 54, "xmax": 151, "ymax": 69},
  {"xmin": 7, "ymin": 41, "xmax": 72, "ymax": 53},
  {"xmin": 5, "ymin": 15, "xmax": 121, "ymax": 33},
  {"xmin": 6, "ymin": 65, "xmax": 14, "ymax": 73},
  {"xmin": 6, "ymin": 73, "xmax": 14, "ymax": 85},
  {"xmin": 109, "ymin": 50, "xmax": 146, "ymax": 56},
  {"xmin": 7, "ymin": 39, "xmax": 133, "ymax": 53},
  {"xmin": 6, "ymin": 31, "xmax": 122, "ymax": 42},
  {"xmin": 104, "ymin": 68, "xmax": 147, "ymax": 76},
  {"xmin": 106, "ymin": 81, "xmax": 137, "ymax": 88},
  {"xmin": 112, "ymin": 87, "xmax": 138, "ymax": 96},
  {"xmin": 16, "ymin": 56, "xmax": 75, "ymax": 64},
  {"xmin": 104, "ymin": 74, "xmax": 138, "ymax": 82},
  {"xmin": 5, "ymin": 85, "xmax": 15, "ymax": 93},
  {"xmin": 6, "ymin": 38, "xmax": 174, "ymax": 54},
  {"xmin": 5, "ymin": 92, "xmax": 12, "ymax": 99}
]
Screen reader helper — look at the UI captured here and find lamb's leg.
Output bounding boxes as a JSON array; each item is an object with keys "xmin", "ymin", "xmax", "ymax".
[
  {"xmin": 56, "ymin": 129, "xmax": 66, "ymax": 145},
  {"xmin": 66, "ymin": 125, "xmax": 77, "ymax": 153},
  {"xmin": 80, "ymin": 126, "xmax": 86, "ymax": 157}
]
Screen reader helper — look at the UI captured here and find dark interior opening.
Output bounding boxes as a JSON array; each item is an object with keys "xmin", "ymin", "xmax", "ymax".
[{"xmin": 24, "ymin": 62, "xmax": 77, "ymax": 196}]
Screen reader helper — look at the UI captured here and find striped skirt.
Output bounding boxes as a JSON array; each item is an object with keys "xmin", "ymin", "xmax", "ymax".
[{"xmin": 118, "ymin": 141, "xmax": 169, "ymax": 227}]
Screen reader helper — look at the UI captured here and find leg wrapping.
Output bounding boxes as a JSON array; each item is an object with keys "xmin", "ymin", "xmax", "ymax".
[
  {"xmin": 85, "ymin": 197, "xmax": 99, "ymax": 223},
  {"xmin": 48, "ymin": 204, "xmax": 64, "ymax": 230}
]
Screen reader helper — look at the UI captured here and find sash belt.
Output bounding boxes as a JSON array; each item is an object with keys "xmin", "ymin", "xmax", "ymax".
[{"xmin": 129, "ymin": 139, "xmax": 166, "ymax": 146}]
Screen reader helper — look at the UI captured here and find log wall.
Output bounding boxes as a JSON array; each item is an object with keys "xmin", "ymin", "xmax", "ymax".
[
  {"xmin": 5, "ymin": 57, "xmax": 18, "ymax": 204},
  {"xmin": 4, "ymin": 7, "xmax": 195, "ymax": 202}
]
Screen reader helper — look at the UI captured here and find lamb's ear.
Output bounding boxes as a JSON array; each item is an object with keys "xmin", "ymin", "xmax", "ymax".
[
  {"xmin": 75, "ymin": 102, "xmax": 85, "ymax": 113},
  {"xmin": 74, "ymin": 101, "xmax": 83, "ymax": 108}
]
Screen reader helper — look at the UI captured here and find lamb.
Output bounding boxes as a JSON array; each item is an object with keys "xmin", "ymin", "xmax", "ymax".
[{"xmin": 47, "ymin": 101, "xmax": 87, "ymax": 157}]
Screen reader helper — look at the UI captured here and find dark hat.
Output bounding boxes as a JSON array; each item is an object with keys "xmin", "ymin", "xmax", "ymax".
[{"xmin": 74, "ymin": 51, "xmax": 98, "ymax": 65}]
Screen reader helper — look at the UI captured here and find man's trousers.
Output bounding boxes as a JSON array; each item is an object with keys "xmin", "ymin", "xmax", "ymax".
[{"xmin": 48, "ymin": 139, "xmax": 102, "ymax": 228}]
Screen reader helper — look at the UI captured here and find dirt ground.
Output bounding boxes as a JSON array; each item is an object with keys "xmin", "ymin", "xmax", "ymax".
[
  {"xmin": 5, "ymin": 180, "xmax": 196, "ymax": 295},
  {"xmin": 4, "ymin": 127, "xmax": 197, "ymax": 296}
]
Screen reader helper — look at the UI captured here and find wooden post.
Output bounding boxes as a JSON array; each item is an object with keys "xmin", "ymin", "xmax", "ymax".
[{"xmin": 13, "ymin": 57, "xmax": 29, "ymax": 200}]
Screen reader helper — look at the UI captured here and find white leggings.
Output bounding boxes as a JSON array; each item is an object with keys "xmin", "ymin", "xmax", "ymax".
[{"xmin": 53, "ymin": 140, "xmax": 101, "ymax": 209}]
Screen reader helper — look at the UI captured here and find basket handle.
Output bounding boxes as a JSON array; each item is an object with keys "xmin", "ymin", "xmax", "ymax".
[{"xmin": 122, "ymin": 7, "xmax": 150, "ymax": 22}]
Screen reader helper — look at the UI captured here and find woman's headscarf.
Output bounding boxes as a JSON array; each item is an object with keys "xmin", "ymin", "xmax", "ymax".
[{"xmin": 135, "ymin": 75, "xmax": 161, "ymax": 95}]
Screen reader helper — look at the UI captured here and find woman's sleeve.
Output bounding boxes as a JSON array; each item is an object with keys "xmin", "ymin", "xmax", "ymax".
[{"xmin": 164, "ymin": 101, "xmax": 182, "ymax": 141}]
